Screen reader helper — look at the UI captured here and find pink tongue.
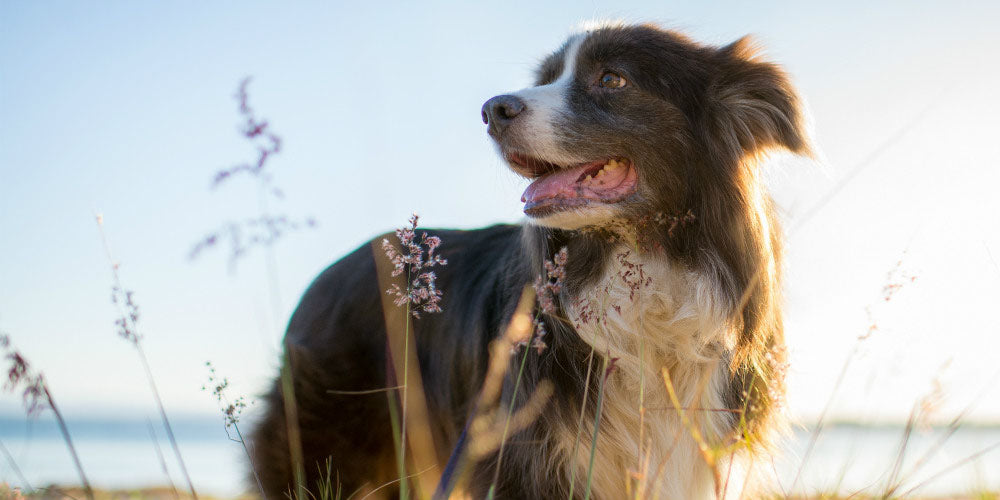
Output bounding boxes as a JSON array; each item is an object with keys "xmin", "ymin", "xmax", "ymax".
[{"xmin": 521, "ymin": 164, "xmax": 593, "ymax": 204}]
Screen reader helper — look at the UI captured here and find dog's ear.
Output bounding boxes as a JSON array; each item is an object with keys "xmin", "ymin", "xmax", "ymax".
[{"xmin": 708, "ymin": 36, "xmax": 811, "ymax": 158}]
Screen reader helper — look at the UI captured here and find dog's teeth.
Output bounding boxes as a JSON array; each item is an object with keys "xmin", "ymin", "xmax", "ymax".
[
  {"xmin": 584, "ymin": 174, "xmax": 593, "ymax": 182},
  {"xmin": 596, "ymin": 169, "xmax": 606, "ymax": 178},
  {"xmin": 607, "ymin": 159, "xmax": 618, "ymax": 168}
]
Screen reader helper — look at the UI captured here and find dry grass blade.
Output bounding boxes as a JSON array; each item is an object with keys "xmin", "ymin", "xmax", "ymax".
[
  {"xmin": 432, "ymin": 287, "xmax": 536, "ymax": 500},
  {"xmin": 660, "ymin": 367, "xmax": 714, "ymax": 466},
  {"xmin": 469, "ymin": 381, "xmax": 554, "ymax": 459},
  {"xmin": 352, "ymin": 466, "xmax": 438, "ymax": 500},
  {"xmin": 787, "ymin": 86, "xmax": 951, "ymax": 236},
  {"xmin": 478, "ymin": 287, "xmax": 535, "ymax": 411},
  {"xmin": 881, "ymin": 405, "xmax": 920, "ymax": 497},
  {"xmin": 885, "ymin": 367, "xmax": 1000, "ymax": 496},
  {"xmin": 567, "ymin": 348, "xmax": 596, "ymax": 500},
  {"xmin": 898, "ymin": 441, "xmax": 1000, "ymax": 498},
  {"xmin": 0, "ymin": 438, "xmax": 32, "ymax": 493},
  {"xmin": 326, "ymin": 386, "xmax": 405, "ymax": 395},
  {"xmin": 787, "ymin": 347, "xmax": 857, "ymax": 496},
  {"xmin": 660, "ymin": 365, "xmax": 737, "ymax": 500},
  {"xmin": 0, "ymin": 335, "xmax": 93, "ymax": 500},
  {"xmin": 146, "ymin": 419, "xmax": 180, "ymax": 500},
  {"xmin": 584, "ymin": 356, "xmax": 616, "ymax": 500},
  {"xmin": 279, "ymin": 349, "xmax": 307, "ymax": 500},
  {"xmin": 487, "ymin": 289, "xmax": 548, "ymax": 493}
]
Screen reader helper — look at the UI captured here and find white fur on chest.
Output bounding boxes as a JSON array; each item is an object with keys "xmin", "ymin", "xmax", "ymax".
[{"xmin": 555, "ymin": 247, "xmax": 745, "ymax": 500}]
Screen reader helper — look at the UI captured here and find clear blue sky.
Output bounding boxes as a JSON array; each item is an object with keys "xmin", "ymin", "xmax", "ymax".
[{"xmin": 2, "ymin": 1, "xmax": 999, "ymax": 426}]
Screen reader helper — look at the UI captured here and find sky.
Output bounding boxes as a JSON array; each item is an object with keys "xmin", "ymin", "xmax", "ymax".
[{"xmin": 2, "ymin": 0, "xmax": 1000, "ymax": 431}]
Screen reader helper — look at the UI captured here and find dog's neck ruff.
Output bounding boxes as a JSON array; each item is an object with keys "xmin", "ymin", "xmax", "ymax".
[{"xmin": 557, "ymin": 246, "xmax": 746, "ymax": 499}]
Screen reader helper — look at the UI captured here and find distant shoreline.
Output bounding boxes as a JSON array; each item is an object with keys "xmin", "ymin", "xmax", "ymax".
[{"xmin": 4, "ymin": 413, "xmax": 1000, "ymax": 439}]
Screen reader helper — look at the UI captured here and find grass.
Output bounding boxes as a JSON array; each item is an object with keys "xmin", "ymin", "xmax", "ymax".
[{"xmin": 3, "ymin": 484, "xmax": 997, "ymax": 500}]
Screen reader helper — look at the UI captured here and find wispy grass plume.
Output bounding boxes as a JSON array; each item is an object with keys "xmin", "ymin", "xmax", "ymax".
[{"xmin": 189, "ymin": 77, "xmax": 315, "ymax": 272}]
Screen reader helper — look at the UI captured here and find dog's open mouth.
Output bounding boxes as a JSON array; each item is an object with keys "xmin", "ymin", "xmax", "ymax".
[{"xmin": 506, "ymin": 153, "xmax": 639, "ymax": 216}]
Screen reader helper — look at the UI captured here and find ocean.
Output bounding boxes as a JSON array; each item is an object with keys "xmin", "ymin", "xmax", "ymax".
[{"xmin": 1, "ymin": 415, "xmax": 997, "ymax": 497}]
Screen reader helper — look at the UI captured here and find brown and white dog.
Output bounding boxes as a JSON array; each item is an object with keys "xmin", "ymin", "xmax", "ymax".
[{"xmin": 250, "ymin": 22, "xmax": 809, "ymax": 499}]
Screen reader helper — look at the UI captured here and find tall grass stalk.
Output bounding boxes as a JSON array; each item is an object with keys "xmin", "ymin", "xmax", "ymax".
[
  {"xmin": 0, "ymin": 335, "xmax": 93, "ymax": 500},
  {"xmin": 95, "ymin": 215, "xmax": 198, "ymax": 500},
  {"xmin": 392, "ymin": 308, "xmax": 442, "ymax": 500},
  {"xmin": 660, "ymin": 367, "xmax": 714, "ymax": 468},
  {"xmin": 566, "ymin": 349, "xmax": 595, "ymax": 500},
  {"xmin": 399, "ymin": 285, "xmax": 412, "ymax": 500},
  {"xmin": 280, "ymin": 349, "xmax": 307, "ymax": 500},
  {"xmin": 885, "ymin": 367, "xmax": 1000, "ymax": 496},
  {"xmin": 45, "ymin": 385, "xmax": 94, "ymax": 500},
  {"xmin": 235, "ymin": 410, "xmax": 268, "ymax": 498},
  {"xmin": 882, "ymin": 404, "xmax": 921, "ymax": 497},
  {"xmin": 138, "ymin": 344, "xmax": 198, "ymax": 499},
  {"xmin": 0, "ymin": 439, "xmax": 31, "ymax": 494},
  {"xmin": 583, "ymin": 355, "xmax": 613, "ymax": 500},
  {"xmin": 204, "ymin": 361, "xmax": 268, "ymax": 500},
  {"xmin": 787, "ymin": 339, "xmax": 851, "ymax": 493},
  {"xmin": 146, "ymin": 419, "xmax": 180, "ymax": 500},
  {"xmin": 384, "ymin": 387, "xmax": 406, "ymax": 494},
  {"xmin": 355, "ymin": 466, "xmax": 436, "ymax": 500},
  {"xmin": 899, "ymin": 441, "xmax": 1000, "ymax": 498}
]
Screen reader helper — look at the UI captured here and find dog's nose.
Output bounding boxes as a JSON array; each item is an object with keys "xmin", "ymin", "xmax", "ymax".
[{"xmin": 481, "ymin": 94, "xmax": 526, "ymax": 137}]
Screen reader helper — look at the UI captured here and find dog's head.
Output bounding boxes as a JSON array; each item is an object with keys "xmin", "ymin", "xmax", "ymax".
[{"xmin": 482, "ymin": 23, "xmax": 810, "ymax": 231}]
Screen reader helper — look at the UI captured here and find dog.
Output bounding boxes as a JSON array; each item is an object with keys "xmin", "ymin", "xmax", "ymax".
[{"xmin": 249, "ymin": 22, "xmax": 809, "ymax": 500}]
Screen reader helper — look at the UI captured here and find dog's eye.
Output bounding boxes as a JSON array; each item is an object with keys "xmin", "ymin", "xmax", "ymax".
[{"xmin": 598, "ymin": 71, "xmax": 627, "ymax": 89}]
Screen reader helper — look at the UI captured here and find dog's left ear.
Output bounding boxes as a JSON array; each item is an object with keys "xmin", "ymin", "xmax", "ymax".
[{"xmin": 709, "ymin": 36, "xmax": 811, "ymax": 158}]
